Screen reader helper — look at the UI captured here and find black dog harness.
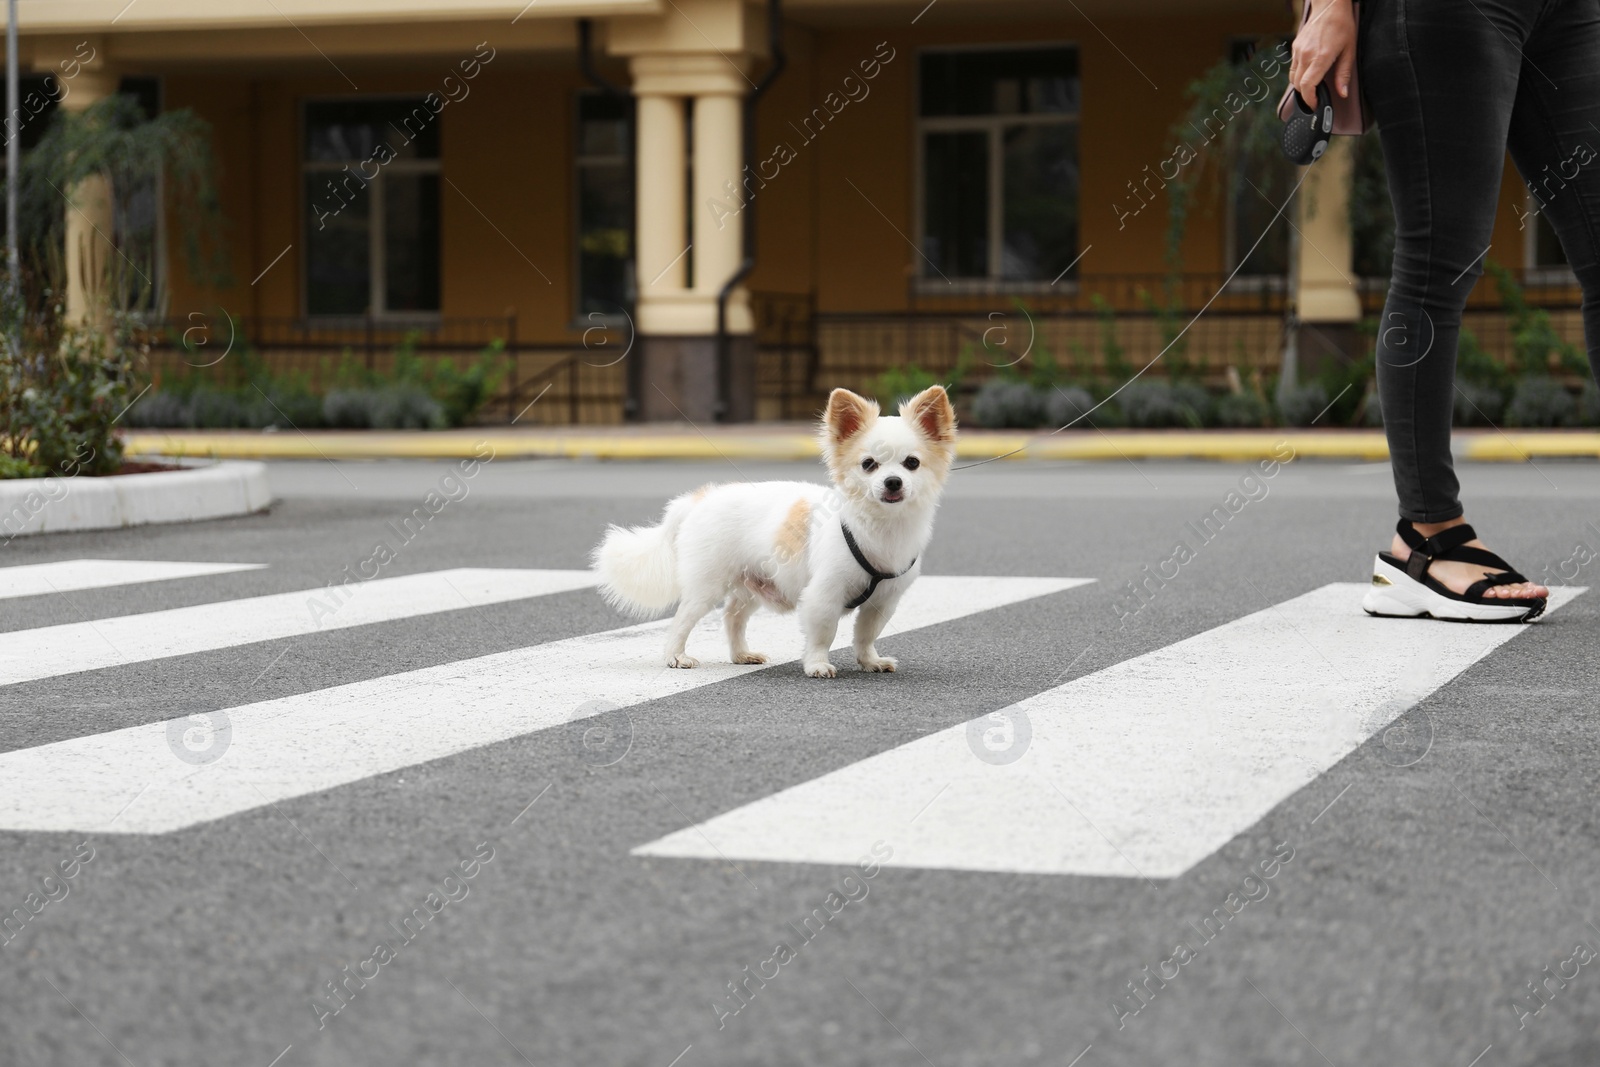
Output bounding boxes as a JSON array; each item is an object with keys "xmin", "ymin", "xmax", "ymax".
[{"xmin": 841, "ymin": 523, "xmax": 915, "ymax": 610}]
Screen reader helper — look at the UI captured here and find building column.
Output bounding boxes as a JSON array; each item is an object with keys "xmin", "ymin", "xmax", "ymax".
[
  {"xmin": 610, "ymin": 0, "xmax": 761, "ymax": 422},
  {"xmin": 634, "ymin": 91, "xmax": 687, "ymax": 297},
  {"xmin": 691, "ymin": 89, "xmax": 746, "ymax": 315},
  {"xmin": 52, "ymin": 50, "xmax": 120, "ymax": 326},
  {"xmin": 1284, "ymin": 119, "xmax": 1363, "ymax": 392}
]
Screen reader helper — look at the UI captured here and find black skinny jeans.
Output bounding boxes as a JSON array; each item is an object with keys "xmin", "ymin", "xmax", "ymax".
[{"xmin": 1361, "ymin": 0, "xmax": 1600, "ymax": 522}]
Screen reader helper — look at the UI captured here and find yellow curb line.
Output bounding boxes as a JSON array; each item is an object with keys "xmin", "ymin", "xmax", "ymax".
[
  {"xmin": 1459, "ymin": 434, "xmax": 1600, "ymax": 461},
  {"xmin": 121, "ymin": 431, "xmax": 1600, "ymax": 464},
  {"xmin": 121, "ymin": 432, "xmax": 822, "ymax": 461},
  {"xmin": 124, "ymin": 431, "xmax": 1389, "ymax": 462}
]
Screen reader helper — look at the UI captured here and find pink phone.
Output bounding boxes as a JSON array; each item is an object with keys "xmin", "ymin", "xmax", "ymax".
[{"xmin": 1276, "ymin": 0, "xmax": 1372, "ymax": 136}]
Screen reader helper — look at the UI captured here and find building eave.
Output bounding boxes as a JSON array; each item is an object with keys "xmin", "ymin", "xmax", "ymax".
[{"xmin": 0, "ymin": 0, "xmax": 661, "ymax": 34}]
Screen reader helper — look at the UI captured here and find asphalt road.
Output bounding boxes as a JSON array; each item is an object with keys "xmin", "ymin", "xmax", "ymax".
[{"xmin": 2, "ymin": 452, "xmax": 1599, "ymax": 1067}]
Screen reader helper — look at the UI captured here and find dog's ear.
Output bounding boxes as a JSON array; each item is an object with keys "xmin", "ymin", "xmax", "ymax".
[
  {"xmin": 900, "ymin": 385, "xmax": 957, "ymax": 444},
  {"xmin": 823, "ymin": 388, "xmax": 878, "ymax": 444}
]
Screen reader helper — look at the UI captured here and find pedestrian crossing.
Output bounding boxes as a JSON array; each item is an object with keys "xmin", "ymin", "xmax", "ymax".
[
  {"xmin": 0, "ymin": 558, "xmax": 264, "ymax": 601},
  {"xmin": 0, "ymin": 567, "xmax": 1089, "ymax": 834},
  {"xmin": 0, "ymin": 568, "xmax": 597, "ymax": 686},
  {"xmin": 0, "ymin": 559, "xmax": 1580, "ymax": 881},
  {"xmin": 635, "ymin": 583, "xmax": 1586, "ymax": 879}
]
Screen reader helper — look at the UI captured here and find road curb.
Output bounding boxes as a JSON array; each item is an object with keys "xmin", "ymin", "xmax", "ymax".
[
  {"xmin": 0, "ymin": 460, "xmax": 273, "ymax": 538},
  {"xmin": 116, "ymin": 429, "xmax": 1600, "ymax": 464}
]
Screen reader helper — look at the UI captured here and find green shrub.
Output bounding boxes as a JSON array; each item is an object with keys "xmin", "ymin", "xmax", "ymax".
[
  {"xmin": 371, "ymin": 384, "xmax": 446, "ymax": 430},
  {"xmin": 390, "ymin": 334, "xmax": 508, "ymax": 427},
  {"xmin": 1028, "ymin": 346, "xmax": 1064, "ymax": 390},
  {"xmin": 1044, "ymin": 385, "xmax": 1096, "ymax": 428},
  {"xmin": 871, "ymin": 364, "xmax": 941, "ymax": 411},
  {"xmin": 1170, "ymin": 382, "xmax": 1213, "ymax": 427},
  {"xmin": 1118, "ymin": 381, "xmax": 1194, "ymax": 428},
  {"xmin": 1364, "ymin": 390, "xmax": 1385, "ymax": 426},
  {"xmin": 322, "ymin": 388, "xmax": 375, "ymax": 429},
  {"xmin": 0, "ymin": 454, "xmax": 47, "ymax": 479},
  {"xmin": 1457, "ymin": 327, "xmax": 1514, "ymax": 395},
  {"xmin": 1452, "ymin": 382, "xmax": 1505, "ymax": 427},
  {"xmin": 1138, "ymin": 285, "xmax": 1195, "ymax": 382},
  {"xmin": 254, "ymin": 384, "xmax": 324, "ymax": 429},
  {"xmin": 1214, "ymin": 391, "xmax": 1271, "ymax": 428},
  {"xmin": 322, "ymin": 385, "xmax": 444, "ymax": 430},
  {"xmin": 125, "ymin": 381, "xmax": 325, "ymax": 430},
  {"xmin": 971, "ymin": 380, "xmax": 1046, "ymax": 429},
  {"xmin": 1314, "ymin": 354, "xmax": 1374, "ymax": 427},
  {"xmin": 1094, "ymin": 398, "xmax": 1132, "ymax": 428},
  {"xmin": 1505, "ymin": 376, "xmax": 1575, "ymax": 427},
  {"xmin": 187, "ymin": 387, "xmax": 251, "ymax": 428},
  {"xmin": 1581, "ymin": 379, "xmax": 1600, "ymax": 426},
  {"xmin": 1092, "ymin": 294, "xmax": 1131, "ymax": 382},
  {"xmin": 1486, "ymin": 262, "xmax": 1586, "ymax": 377},
  {"xmin": 18, "ymin": 330, "xmax": 132, "ymax": 476},
  {"xmin": 124, "ymin": 390, "xmax": 191, "ymax": 429},
  {"xmin": 1277, "ymin": 383, "xmax": 1329, "ymax": 427},
  {"xmin": 129, "ymin": 327, "xmax": 500, "ymax": 430},
  {"xmin": 17, "ymin": 95, "xmax": 229, "ymax": 305}
]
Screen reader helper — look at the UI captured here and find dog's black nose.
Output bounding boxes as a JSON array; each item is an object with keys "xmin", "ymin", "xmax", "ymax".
[{"xmin": 884, "ymin": 476, "xmax": 903, "ymax": 492}]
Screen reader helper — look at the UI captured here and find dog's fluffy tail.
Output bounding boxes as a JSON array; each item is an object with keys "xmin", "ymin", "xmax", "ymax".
[{"xmin": 591, "ymin": 491, "xmax": 699, "ymax": 619}]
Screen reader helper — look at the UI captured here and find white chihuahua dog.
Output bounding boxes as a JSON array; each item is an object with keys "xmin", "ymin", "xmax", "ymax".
[{"xmin": 592, "ymin": 385, "xmax": 957, "ymax": 677}]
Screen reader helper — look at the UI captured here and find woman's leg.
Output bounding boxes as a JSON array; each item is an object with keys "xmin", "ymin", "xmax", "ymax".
[
  {"xmin": 1506, "ymin": 0, "xmax": 1600, "ymax": 382},
  {"xmin": 1360, "ymin": 0, "xmax": 1547, "ymax": 598},
  {"xmin": 1363, "ymin": 0, "xmax": 1527, "ymax": 521}
]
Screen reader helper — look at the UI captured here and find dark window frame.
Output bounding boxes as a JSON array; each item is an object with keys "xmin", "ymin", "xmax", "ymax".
[
  {"xmin": 572, "ymin": 89, "xmax": 633, "ymax": 327},
  {"xmin": 116, "ymin": 75, "xmax": 166, "ymax": 316},
  {"xmin": 299, "ymin": 93, "xmax": 443, "ymax": 321},
  {"xmin": 914, "ymin": 41, "xmax": 1082, "ymax": 291}
]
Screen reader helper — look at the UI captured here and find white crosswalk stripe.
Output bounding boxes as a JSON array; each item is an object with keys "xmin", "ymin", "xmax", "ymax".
[
  {"xmin": 0, "ymin": 574, "xmax": 1089, "ymax": 835},
  {"xmin": 7, "ymin": 559, "xmax": 1570, "ymax": 879},
  {"xmin": 0, "ymin": 558, "xmax": 264, "ymax": 601},
  {"xmin": 634, "ymin": 583, "xmax": 1588, "ymax": 879},
  {"xmin": 0, "ymin": 568, "xmax": 597, "ymax": 687}
]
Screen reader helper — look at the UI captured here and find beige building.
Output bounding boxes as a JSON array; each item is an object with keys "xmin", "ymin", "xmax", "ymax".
[{"xmin": 3, "ymin": 0, "xmax": 1576, "ymax": 422}]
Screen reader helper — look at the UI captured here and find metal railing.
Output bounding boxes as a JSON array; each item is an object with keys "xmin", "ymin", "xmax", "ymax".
[
  {"xmin": 133, "ymin": 270, "xmax": 1587, "ymax": 425},
  {"xmin": 138, "ymin": 314, "xmax": 630, "ymax": 425},
  {"xmin": 754, "ymin": 291, "xmax": 820, "ymax": 420},
  {"xmin": 909, "ymin": 271, "xmax": 1290, "ymax": 316}
]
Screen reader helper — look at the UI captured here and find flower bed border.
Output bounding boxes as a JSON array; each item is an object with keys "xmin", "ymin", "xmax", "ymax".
[{"xmin": 0, "ymin": 459, "xmax": 272, "ymax": 538}]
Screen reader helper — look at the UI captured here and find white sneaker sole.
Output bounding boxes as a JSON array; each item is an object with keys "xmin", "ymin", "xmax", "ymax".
[{"xmin": 1360, "ymin": 555, "xmax": 1539, "ymax": 623}]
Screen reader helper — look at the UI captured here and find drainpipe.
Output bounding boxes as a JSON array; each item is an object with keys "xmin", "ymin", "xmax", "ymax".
[
  {"xmin": 714, "ymin": 0, "xmax": 785, "ymax": 421},
  {"xmin": 577, "ymin": 18, "xmax": 641, "ymax": 419},
  {"xmin": 6, "ymin": 0, "xmax": 19, "ymax": 319}
]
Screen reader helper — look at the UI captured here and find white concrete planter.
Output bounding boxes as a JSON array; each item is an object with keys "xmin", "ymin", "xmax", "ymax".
[{"xmin": 0, "ymin": 460, "xmax": 272, "ymax": 538}]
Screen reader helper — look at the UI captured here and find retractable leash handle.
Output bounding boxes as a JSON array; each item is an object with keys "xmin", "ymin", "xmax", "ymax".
[
  {"xmin": 1277, "ymin": 0, "xmax": 1372, "ymax": 165},
  {"xmin": 1281, "ymin": 80, "xmax": 1335, "ymax": 164}
]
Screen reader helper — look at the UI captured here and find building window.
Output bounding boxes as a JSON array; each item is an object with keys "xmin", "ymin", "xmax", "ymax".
[
  {"xmin": 574, "ymin": 92, "xmax": 632, "ymax": 319},
  {"xmin": 303, "ymin": 98, "xmax": 441, "ymax": 318},
  {"xmin": 918, "ymin": 46, "xmax": 1080, "ymax": 284},
  {"xmin": 7, "ymin": 74, "xmax": 65, "ymax": 151},
  {"xmin": 1226, "ymin": 39, "xmax": 1292, "ymax": 279},
  {"xmin": 1529, "ymin": 200, "xmax": 1572, "ymax": 273},
  {"xmin": 0, "ymin": 74, "xmax": 65, "ymax": 250},
  {"xmin": 116, "ymin": 76, "xmax": 164, "ymax": 313}
]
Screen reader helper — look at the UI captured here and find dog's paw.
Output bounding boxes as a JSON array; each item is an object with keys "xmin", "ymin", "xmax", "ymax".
[
  {"xmin": 858, "ymin": 654, "xmax": 898, "ymax": 673},
  {"xmin": 804, "ymin": 660, "xmax": 837, "ymax": 678},
  {"xmin": 666, "ymin": 654, "xmax": 700, "ymax": 669},
  {"xmin": 732, "ymin": 651, "xmax": 769, "ymax": 665}
]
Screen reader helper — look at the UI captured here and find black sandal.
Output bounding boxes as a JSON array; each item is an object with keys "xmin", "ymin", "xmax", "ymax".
[{"xmin": 1362, "ymin": 520, "xmax": 1547, "ymax": 623}]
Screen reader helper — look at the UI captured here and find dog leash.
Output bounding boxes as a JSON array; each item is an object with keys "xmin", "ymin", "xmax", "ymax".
[{"xmin": 840, "ymin": 523, "xmax": 915, "ymax": 610}]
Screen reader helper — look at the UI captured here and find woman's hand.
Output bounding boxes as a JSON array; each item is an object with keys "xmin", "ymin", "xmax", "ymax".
[{"xmin": 1289, "ymin": 0, "xmax": 1358, "ymax": 109}]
